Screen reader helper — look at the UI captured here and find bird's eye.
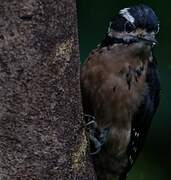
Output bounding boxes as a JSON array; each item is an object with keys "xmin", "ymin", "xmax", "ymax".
[
  {"xmin": 125, "ymin": 22, "xmax": 136, "ymax": 33},
  {"xmin": 147, "ymin": 24, "xmax": 160, "ymax": 34},
  {"xmin": 154, "ymin": 24, "xmax": 160, "ymax": 34}
]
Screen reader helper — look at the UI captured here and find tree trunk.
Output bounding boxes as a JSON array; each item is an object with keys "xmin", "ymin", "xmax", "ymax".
[{"xmin": 0, "ymin": 0, "xmax": 96, "ymax": 179}]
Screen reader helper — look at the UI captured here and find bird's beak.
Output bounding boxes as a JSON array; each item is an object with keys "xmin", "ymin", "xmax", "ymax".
[{"xmin": 138, "ymin": 34, "xmax": 157, "ymax": 46}]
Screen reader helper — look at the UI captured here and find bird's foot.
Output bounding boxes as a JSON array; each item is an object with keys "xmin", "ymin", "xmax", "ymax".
[
  {"xmin": 84, "ymin": 114, "xmax": 97, "ymax": 131},
  {"xmin": 84, "ymin": 114, "xmax": 96, "ymax": 126},
  {"xmin": 90, "ymin": 135, "xmax": 102, "ymax": 155},
  {"xmin": 86, "ymin": 120, "xmax": 97, "ymax": 129},
  {"xmin": 89, "ymin": 127, "xmax": 110, "ymax": 155},
  {"xmin": 99, "ymin": 128, "xmax": 110, "ymax": 145},
  {"xmin": 84, "ymin": 114, "xmax": 110, "ymax": 155}
]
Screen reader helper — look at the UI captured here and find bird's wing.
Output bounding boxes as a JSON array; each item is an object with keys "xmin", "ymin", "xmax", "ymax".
[{"xmin": 125, "ymin": 58, "xmax": 160, "ymax": 172}]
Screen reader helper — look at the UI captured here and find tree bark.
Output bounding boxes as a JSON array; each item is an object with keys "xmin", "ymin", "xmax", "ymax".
[{"xmin": 0, "ymin": 0, "xmax": 96, "ymax": 179}]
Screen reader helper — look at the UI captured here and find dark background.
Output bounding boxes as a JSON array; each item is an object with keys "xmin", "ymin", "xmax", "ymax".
[{"xmin": 77, "ymin": 0, "xmax": 170, "ymax": 179}]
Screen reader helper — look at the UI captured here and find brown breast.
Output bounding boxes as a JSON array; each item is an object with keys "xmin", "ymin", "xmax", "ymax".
[{"xmin": 81, "ymin": 43, "xmax": 152, "ymax": 155}]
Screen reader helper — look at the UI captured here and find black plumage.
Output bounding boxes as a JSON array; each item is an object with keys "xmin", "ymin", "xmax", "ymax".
[
  {"xmin": 123, "ymin": 58, "xmax": 160, "ymax": 178},
  {"xmin": 110, "ymin": 4, "xmax": 159, "ymax": 33}
]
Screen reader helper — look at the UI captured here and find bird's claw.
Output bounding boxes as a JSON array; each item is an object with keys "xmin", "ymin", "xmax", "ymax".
[
  {"xmin": 90, "ymin": 128, "xmax": 110, "ymax": 155},
  {"xmin": 84, "ymin": 114, "xmax": 96, "ymax": 119},
  {"xmin": 86, "ymin": 120, "xmax": 97, "ymax": 128},
  {"xmin": 99, "ymin": 128, "xmax": 110, "ymax": 145},
  {"xmin": 84, "ymin": 114, "xmax": 97, "ymax": 129},
  {"xmin": 84, "ymin": 114, "xmax": 109, "ymax": 155},
  {"xmin": 89, "ymin": 134, "xmax": 102, "ymax": 155}
]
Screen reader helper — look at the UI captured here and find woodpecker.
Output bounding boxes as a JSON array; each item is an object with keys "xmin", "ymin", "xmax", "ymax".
[{"xmin": 81, "ymin": 4, "xmax": 160, "ymax": 180}]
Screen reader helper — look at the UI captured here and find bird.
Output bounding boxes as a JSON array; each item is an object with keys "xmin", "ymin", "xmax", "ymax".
[{"xmin": 81, "ymin": 4, "xmax": 160, "ymax": 180}]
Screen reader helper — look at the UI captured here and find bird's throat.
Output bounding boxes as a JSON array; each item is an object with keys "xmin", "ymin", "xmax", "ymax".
[{"xmin": 101, "ymin": 35, "xmax": 140, "ymax": 47}]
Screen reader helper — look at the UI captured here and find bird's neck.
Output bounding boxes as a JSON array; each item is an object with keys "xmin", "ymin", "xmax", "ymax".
[
  {"xmin": 100, "ymin": 35, "xmax": 138, "ymax": 47},
  {"xmin": 100, "ymin": 35, "xmax": 152, "ymax": 60}
]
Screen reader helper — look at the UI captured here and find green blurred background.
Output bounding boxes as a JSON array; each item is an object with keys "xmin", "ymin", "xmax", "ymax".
[{"xmin": 77, "ymin": 0, "xmax": 170, "ymax": 179}]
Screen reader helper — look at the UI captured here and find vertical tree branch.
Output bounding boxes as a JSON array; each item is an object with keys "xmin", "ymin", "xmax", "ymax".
[{"xmin": 0, "ymin": 0, "xmax": 96, "ymax": 179}]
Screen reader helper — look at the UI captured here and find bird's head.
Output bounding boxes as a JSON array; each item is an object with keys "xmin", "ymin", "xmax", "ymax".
[{"xmin": 107, "ymin": 4, "xmax": 159, "ymax": 46}]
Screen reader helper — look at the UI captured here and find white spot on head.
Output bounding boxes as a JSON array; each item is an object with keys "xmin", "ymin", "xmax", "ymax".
[{"xmin": 119, "ymin": 8, "xmax": 135, "ymax": 24}]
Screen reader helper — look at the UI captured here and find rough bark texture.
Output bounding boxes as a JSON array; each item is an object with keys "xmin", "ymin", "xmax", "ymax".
[{"xmin": 0, "ymin": 0, "xmax": 96, "ymax": 179}]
